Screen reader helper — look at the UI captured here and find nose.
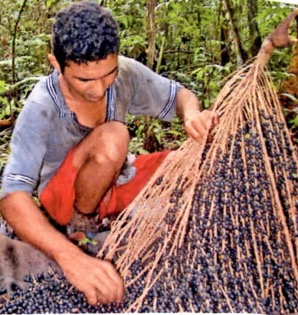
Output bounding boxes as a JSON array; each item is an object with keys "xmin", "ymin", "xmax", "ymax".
[{"xmin": 89, "ymin": 79, "xmax": 106, "ymax": 98}]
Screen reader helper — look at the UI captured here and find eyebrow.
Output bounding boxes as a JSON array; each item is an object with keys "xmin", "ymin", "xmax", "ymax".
[
  {"xmin": 75, "ymin": 65, "xmax": 119, "ymax": 81},
  {"xmin": 103, "ymin": 65, "xmax": 119, "ymax": 78}
]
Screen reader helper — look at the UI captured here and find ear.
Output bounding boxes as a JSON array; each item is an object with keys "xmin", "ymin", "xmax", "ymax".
[{"xmin": 48, "ymin": 54, "xmax": 61, "ymax": 72}]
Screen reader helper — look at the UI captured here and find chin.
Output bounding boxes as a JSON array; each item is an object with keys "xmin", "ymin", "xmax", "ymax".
[{"xmin": 85, "ymin": 95, "xmax": 104, "ymax": 103}]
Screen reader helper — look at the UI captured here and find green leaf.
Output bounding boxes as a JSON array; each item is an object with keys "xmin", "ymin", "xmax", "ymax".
[
  {"xmin": 281, "ymin": 93, "xmax": 298, "ymax": 104},
  {"xmin": 167, "ymin": 130, "xmax": 181, "ymax": 136},
  {"xmin": 78, "ymin": 238, "xmax": 97, "ymax": 246},
  {"xmin": 293, "ymin": 115, "xmax": 298, "ymax": 127},
  {"xmin": 138, "ymin": 148, "xmax": 150, "ymax": 154},
  {"xmin": 45, "ymin": 0, "xmax": 57, "ymax": 9},
  {"xmin": 0, "ymin": 81, "xmax": 7, "ymax": 94}
]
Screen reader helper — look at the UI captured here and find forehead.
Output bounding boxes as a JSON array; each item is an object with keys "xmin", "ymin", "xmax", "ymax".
[{"xmin": 65, "ymin": 54, "xmax": 118, "ymax": 77}]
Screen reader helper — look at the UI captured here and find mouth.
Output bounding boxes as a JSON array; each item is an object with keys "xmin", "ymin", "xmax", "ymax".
[{"xmin": 85, "ymin": 94, "xmax": 104, "ymax": 102}]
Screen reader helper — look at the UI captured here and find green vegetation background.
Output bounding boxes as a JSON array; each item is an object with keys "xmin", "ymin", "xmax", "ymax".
[{"xmin": 0, "ymin": 0, "xmax": 298, "ymax": 175}]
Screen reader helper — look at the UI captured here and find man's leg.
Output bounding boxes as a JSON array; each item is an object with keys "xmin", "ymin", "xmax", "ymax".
[{"xmin": 72, "ymin": 121, "xmax": 129, "ymax": 215}]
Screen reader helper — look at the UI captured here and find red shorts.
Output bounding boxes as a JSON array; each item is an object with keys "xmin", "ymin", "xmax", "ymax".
[{"xmin": 40, "ymin": 149, "xmax": 170, "ymax": 225}]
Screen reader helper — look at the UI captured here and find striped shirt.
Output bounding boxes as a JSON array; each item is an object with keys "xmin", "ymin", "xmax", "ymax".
[{"xmin": 0, "ymin": 56, "xmax": 182, "ymax": 199}]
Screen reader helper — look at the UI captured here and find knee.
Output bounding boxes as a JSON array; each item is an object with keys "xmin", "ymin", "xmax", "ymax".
[
  {"xmin": 105, "ymin": 121, "xmax": 130, "ymax": 145},
  {"xmin": 89, "ymin": 122, "xmax": 129, "ymax": 169},
  {"xmin": 74, "ymin": 121, "xmax": 130, "ymax": 171}
]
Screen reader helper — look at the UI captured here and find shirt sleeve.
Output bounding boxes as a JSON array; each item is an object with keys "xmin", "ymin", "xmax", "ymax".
[
  {"xmin": 116, "ymin": 56, "xmax": 183, "ymax": 122},
  {"xmin": 0, "ymin": 100, "xmax": 47, "ymax": 199}
]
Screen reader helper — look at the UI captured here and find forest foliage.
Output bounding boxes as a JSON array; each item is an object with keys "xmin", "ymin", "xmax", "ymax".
[{"xmin": 0, "ymin": 0, "xmax": 297, "ymax": 163}]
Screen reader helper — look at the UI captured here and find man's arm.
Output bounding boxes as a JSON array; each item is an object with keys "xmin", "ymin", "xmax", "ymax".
[
  {"xmin": 0, "ymin": 192, "xmax": 124, "ymax": 305},
  {"xmin": 176, "ymin": 87, "xmax": 219, "ymax": 144}
]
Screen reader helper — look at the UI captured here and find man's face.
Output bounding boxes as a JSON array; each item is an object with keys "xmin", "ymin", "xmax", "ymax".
[{"xmin": 62, "ymin": 53, "xmax": 118, "ymax": 103}]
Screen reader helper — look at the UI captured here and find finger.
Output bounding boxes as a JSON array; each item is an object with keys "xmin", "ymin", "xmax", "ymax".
[
  {"xmin": 93, "ymin": 275, "xmax": 113, "ymax": 303},
  {"xmin": 185, "ymin": 124, "xmax": 205, "ymax": 145},
  {"xmin": 198, "ymin": 111, "xmax": 219, "ymax": 134},
  {"xmin": 102, "ymin": 261, "xmax": 125, "ymax": 303},
  {"xmin": 208, "ymin": 112, "xmax": 219, "ymax": 132},
  {"xmin": 79, "ymin": 271, "xmax": 113, "ymax": 304},
  {"xmin": 93, "ymin": 260, "xmax": 124, "ymax": 303},
  {"xmin": 184, "ymin": 110, "xmax": 217, "ymax": 144},
  {"xmin": 95, "ymin": 287, "xmax": 112, "ymax": 304},
  {"xmin": 96, "ymin": 292, "xmax": 110, "ymax": 305},
  {"xmin": 212, "ymin": 111, "xmax": 220, "ymax": 125},
  {"xmin": 192, "ymin": 112, "xmax": 210, "ymax": 131},
  {"xmin": 85, "ymin": 288, "xmax": 98, "ymax": 306},
  {"xmin": 191, "ymin": 120, "xmax": 209, "ymax": 137},
  {"xmin": 187, "ymin": 116, "xmax": 211, "ymax": 139}
]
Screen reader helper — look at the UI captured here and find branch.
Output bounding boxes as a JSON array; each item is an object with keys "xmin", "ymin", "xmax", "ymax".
[
  {"xmin": 6, "ymin": 76, "xmax": 41, "ymax": 93},
  {"xmin": 156, "ymin": 37, "xmax": 166, "ymax": 74},
  {"xmin": 12, "ymin": 0, "xmax": 28, "ymax": 84},
  {"xmin": 163, "ymin": 50, "xmax": 194, "ymax": 54},
  {"xmin": 0, "ymin": 118, "xmax": 13, "ymax": 131}
]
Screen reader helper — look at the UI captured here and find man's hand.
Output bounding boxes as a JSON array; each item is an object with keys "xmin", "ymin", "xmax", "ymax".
[
  {"xmin": 0, "ymin": 192, "xmax": 124, "ymax": 306},
  {"xmin": 57, "ymin": 251, "xmax": 124, "ymax": 305},
  {"xmin": 176, "ymin": 88, "xmax": 219, "ymax": 144},
  {"xmin": 183, "ymin": 109, "xmax": 219, "ymax": 144}
]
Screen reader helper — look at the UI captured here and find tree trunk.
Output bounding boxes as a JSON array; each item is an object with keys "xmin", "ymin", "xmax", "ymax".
[
  {"xmin": 278, "ymin": 17, "xmax": 298, "ymax": 147},
  {"xmin": 220, "ymin": 25, "xmax": 230, "ymax": 66},
  {"xmin": 219, "ymin": 0, "xmax": 230, "ymax": 66},
  {"xmin": 144, "ymin": 0, "xmax": 159, "ymax": 152},
  {"xmin": 247, "ymin": 0, "xmax": 262, "ymax": 57},
  {"xmin": 223, "ymin": 0, "xmax": 248, "ymax": 64},
  {"xmin": 146, "ymin": 0, "xmax": 157, "ymax": 70}
]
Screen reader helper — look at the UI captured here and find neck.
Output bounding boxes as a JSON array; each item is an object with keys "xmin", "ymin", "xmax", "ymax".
[{"xmin": 58, "ymin": 75, "xmax": 107, "ymax": 128}]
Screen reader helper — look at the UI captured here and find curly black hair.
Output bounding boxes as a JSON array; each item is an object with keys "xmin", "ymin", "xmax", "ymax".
[{"xmin": 52, "ymin": 1, "xmax": 119, "ymax": 72}]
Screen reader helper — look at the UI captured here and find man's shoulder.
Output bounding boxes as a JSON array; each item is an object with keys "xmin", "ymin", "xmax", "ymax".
[
  {"xmin": 27, "ymin": 75, "xmax": 52, "ymax": 102},
  {"xmin": 25, "ymin": 73, "xmax": 59, "ymax": 112},
  {"xmin": 15, "ymin": 73, "xmax": 62, "ymax": 132},
  {"xmin": 118, "ymin": 55, "xmax": 134, "ymax": 67},
  {"xmin": 118, "ymin": 56, "xmax": 147, "ymax": 74}
]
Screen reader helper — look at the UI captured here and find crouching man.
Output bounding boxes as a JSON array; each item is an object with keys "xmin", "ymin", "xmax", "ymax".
[{"xmin": 0, "ymin": 1, "xmax": 218, "ymax": 305}]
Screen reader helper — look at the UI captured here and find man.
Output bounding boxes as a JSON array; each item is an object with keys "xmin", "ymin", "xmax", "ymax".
[{"xmin": 0, "ymin": 1, "xmax": 218, "ymax": 306}]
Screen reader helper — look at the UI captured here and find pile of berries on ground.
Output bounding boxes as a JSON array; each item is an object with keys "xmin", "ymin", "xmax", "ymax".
[{"xmin": 2, "ymin": 17, "xmax": 298, "ymax": 313}]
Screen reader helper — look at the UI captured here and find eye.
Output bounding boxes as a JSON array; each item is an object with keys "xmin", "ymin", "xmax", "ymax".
[{"xmin": 78, "ymin": 78, "xmax": 91, "ymax": 82}]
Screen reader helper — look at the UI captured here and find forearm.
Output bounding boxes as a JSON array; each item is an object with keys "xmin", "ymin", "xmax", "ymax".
[
  {"xmin": 0, "ymin": 191, "xmax": 82, "ymax": 263},
  {"xmin": 176, "ymin": 87, "xmax": 202, "ymax": 121},
  {"xmin": 0, "ymin": 191, "xmax": 124, "ymax": 305}
]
